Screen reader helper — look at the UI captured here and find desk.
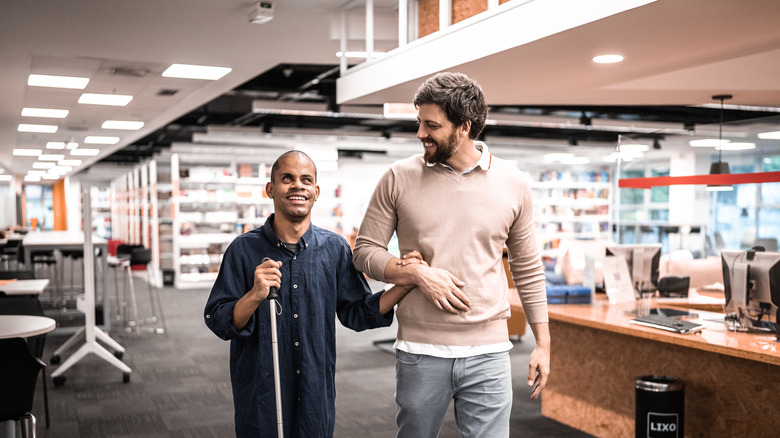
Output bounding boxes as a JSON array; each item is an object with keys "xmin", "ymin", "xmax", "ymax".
[
  {"xmin": 0, "ymin": 279, "xmax": 50, "ymax": 296},
  {"xmin": 0, "ymin": 315, "xmax": 56, "ymax": 339},
  {"xmin": 542, "ymin": 296, "xmax": 778, "ymax": 437}
]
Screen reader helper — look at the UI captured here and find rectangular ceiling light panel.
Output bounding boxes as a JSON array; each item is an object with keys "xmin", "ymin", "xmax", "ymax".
[
  {"xmin": 22, "ymin": 108, "xmax": 70, "ymax": 118},
  {"xmin": 78, "ymin": 93, "xmax": 133, "ymax": 106},
  {"xmin": 162, "ymin": 63, "xmax": 232, "ymax": 80},
  {"xmin": 28, "ymin": 74, "xmax": 89, "ymax": 89}
]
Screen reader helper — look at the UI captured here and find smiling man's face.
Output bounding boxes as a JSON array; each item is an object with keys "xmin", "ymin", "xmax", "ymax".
[{"xmin": 266, "ymin": 153, "xmax": 320, "ymax": 223}]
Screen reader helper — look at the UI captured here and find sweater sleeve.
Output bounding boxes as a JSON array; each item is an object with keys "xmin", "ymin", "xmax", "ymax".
[
  {"xmin": 506, "ymin": 173, "xmax": 549, "ymax": 324},
  {"xmin": 352, "ymin": 167, "xmax": 398, "ymax": 282}
]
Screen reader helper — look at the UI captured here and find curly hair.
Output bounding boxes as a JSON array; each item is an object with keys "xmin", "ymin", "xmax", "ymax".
[{"xmin": 412, "ymin": 72, "xmax": 488, "ymax": 140}]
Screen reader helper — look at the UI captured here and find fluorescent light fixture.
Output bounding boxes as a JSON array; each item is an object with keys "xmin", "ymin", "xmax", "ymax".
[
  {"xmin": 70, "ymin": 148, "xmax": 100, "ymax": 156},
  {"xmin": 593, "ymin": 54, "xmax": 624, "ymax": 64},
  {"xmin": 162, "ymin": 63, "xmax": 232, "ymax": 80},
  {"xmin": 336, "ymin": 51, "xmax": 386, "ymax": 58},
  {"xmin": 24, "ymin": 175, "xmax": 42, "ymax": 182},
  {"xmin": 560, "ymin": 156, "xmax": 590, "ymax": 165},
  {"xmin": 717, "ymin": 142, "xmax": 756, "ymax": 151},
  {"xmin": 618, "ymin": 143, "xmax": 650, "ymax": 153},
  {"xmin": 42, "ymin": 174, "xmax": 61, "ymax": 181},
  {"xmin": 689, "ymin": 139, "xmax": 728, "ymax": 147},
  {"xmin": 78, "ymin": 93, "xmax": 133, "ymax": 106},
  {"xmin": 18, "ymin": 123, "xmax": 58, "ymax": 133},
  {"xmin": 0, "ymin": 175, "xmax": 12, "ymax": 182},
  {"xmin": 46, "ymin": 141, "xmax": 66, "ymax": 149},
  {"xmin": 32, "ymin": 162, "xmax": 56, "ymax": 169},
  {"xmin": 59, "ymin": 159, "xmax": 82, "ymax": 166},
  {"xmin": 84, "ymin": 136, "xmax": 120, "ymax": 144},
  {"xmin": 49, "ymin": 165, "xmax": 72, "ymax": 174},
  {"xmin": 38, "ymin": 154, "xmax": 65, "ymax": 161},
  {"xmin": 101, "ymin": 120, "xmax": 144, "ymax": 130},
  {"xmin": 21, "ymin": 107, "xmax": 69, "ymax": 118},
  {"xmin": 13, "ymin": 149, "xmax": 42, "ymax": 156},
  {"xmin": 67, "ymin": 142, "xmax": 78, "ymax": 149},
  {"xmin": 758, "ymin": 130, "xmax": 780, "ymax": 140},
  {"xmin": 27, "ymin": 74, "xmax": 89, "ymax": 89},
  {"xmin": 706, "ymin": 184, "xmax": 733, "ymax": 192},
  {"xmin": 27, "ymin": 170, "xmax": 46, "ymax": 176}
]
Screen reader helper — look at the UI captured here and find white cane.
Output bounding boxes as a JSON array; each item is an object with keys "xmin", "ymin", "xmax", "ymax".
[{"xmin": 263, "ymin": 257, "xmax": 284, "ymax": 438}]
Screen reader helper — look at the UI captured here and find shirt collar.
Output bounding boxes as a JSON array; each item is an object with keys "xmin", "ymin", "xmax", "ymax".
[
  {"xmin": 431, "ymin": 141, "xmax": 492, "ymax": 174},
  {"xmin": 262, "ymin": 213, "xmax": 312, "ymax": 250}
]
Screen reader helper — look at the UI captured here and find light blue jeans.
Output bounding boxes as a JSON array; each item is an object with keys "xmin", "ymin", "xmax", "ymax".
[{"xmin": 394, "ymin": 350, "xmax": 512, "ymax": 438}]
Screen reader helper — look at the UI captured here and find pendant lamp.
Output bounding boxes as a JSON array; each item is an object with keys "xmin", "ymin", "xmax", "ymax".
[{"xmin": 706, "ymin": 94, "xmax": 734, "ymax": 192}]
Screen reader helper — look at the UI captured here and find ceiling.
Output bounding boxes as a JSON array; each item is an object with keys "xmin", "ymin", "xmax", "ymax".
[{"xmin": 2, "ymin": 0, "xmax": 780, "ymax": 181}]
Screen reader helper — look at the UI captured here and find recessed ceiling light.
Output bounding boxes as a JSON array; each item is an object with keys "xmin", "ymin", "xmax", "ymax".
[
  {"xmin": 101, "ymin": 120, "xmax": 144, "ymax": 130},
  {"xmin": 59, "ymin": 159, "xmax": 82, "ymax": 166},
  {"xmin": 0, "ymin": 175, "xmax": 12, "ymax": 182},
  {"xmin": 592, "ymin": 54, "xmax": 624, "ymax": 64},
  {"xmin": 13, "ymin": 149, "xmax": 42, "ymax": 156},
  {"xmin": 84, "ymin": 136, "xmax": 120, "ymax": 144},
  {"xmin": 28, "ymin": 74, "xmax": 89, "ymax": 89},
  {"xmin": 33, "ymin": 162, "xmax": 56, "ymax": 169},
  {"xmin": 21, "ymin": 108, "xmax": 69, "ymax": 118},
  {"xmin": 18, "ymin": 123, "xmax": 58, "ymax": 133},
  {"xmin": 39, "ymin": 154, "xmax": 65, "ymax": 161},
  {"xmin": 49, "ymin": 165, "xmax": 72, "ymax": 174},
  {"xmin": 24, "ymin": 175, "xmax": 42, "ymax": 182},
  {"xmin": 70, "ymin": 148, "xmax": 100, "ymax": 156},
  {"xmin": 162, "ymin": 63, "xmax": 232, "ymax": 80},
  {"xmin": 78, "ymin": 93, "xmax": 133, "ymax": 106},
  {"xmin": 46, "ymin": 141, "xmax": 66, "ymax": 149},
  {"xmin": 758, "ymin": 130, "xmax": 780, "ymax": 140},
  {"xmin": 67, "ymin": 142, "xmax": 79, "ymax": 149}
]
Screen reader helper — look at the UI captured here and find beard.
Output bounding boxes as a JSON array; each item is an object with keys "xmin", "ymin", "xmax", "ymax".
[{"xmin": 423, "ymin": 130, "xmax": 459, "ymax": 165}]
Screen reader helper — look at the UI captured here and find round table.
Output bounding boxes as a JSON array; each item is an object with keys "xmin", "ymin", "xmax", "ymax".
[{"xmin": 0, "ymin": 315, "xmax": 56, "ymax": 339}]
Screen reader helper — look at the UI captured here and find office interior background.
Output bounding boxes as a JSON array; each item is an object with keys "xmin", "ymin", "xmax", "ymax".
[{"xmin": 1, "ymin": 0, "xmax": 779, "ymax": 437}]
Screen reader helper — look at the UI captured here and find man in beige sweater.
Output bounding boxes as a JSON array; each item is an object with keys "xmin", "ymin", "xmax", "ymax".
[{"xmin": 353, "ymin": 72, "xmax": 551, "ymax": 438}]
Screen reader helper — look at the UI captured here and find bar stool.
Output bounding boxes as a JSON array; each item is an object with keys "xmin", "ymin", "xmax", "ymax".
[
  {"xmin": 108, "ymin": 244, "xmax": 140, "ymax": 331},
  {"xmin": 125, "ymin": 247, "xmax": 166, "ymax": 334}
]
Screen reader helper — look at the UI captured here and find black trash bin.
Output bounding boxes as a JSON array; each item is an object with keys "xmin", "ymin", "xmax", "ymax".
[{"xmin": 635, "ymin": 375, "xmax": 684, "ymax": 438}]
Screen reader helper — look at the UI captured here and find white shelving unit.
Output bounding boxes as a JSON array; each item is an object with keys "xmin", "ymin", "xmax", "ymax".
[
  {"xmin": 531, "ymin": 170, "xmax": 612, "ymax": 258},
  {"xmin": 169, "ymin": 153, "xmax": 273, "ymax": 289}
]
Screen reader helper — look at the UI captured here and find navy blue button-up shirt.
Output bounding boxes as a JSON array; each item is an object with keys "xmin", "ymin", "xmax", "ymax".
[{"xmin": 204, "ymin": 214, "xmax": 393, "ymax": 437}]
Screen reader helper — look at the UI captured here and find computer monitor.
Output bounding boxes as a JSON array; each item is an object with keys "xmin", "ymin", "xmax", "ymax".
[
  {"xmin": 605, "ymin": 243, "xmax": 661, "ymax": 297},
  {"xmin": 721, "ymin": 247, "xmax": 780, "ymax": 336}
]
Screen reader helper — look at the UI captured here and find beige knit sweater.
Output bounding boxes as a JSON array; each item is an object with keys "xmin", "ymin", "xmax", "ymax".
[{"xmin": 353, "ymin": 148, "xmax": 548, "ymax": 346}]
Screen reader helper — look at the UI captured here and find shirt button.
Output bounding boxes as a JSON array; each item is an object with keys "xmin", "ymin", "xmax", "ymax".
[
  {"xmin": 295, "ymin": 342, "xmax": 299, "ymax": 346},
  {"xmin": 293, "ymin": 256, "xmax": 296, "ymax": 260},
  {"xmin": 293, "ymin": 284, "xmax": 298, "ymax": 289},
  {"xmin": 293, "ymin": 314, "xmax": 298, "ymax": 318},
  {"xmin": 296, "ymin": 369, "xmax": 301, "ymax": 374},
  {"xmin": 205, "ymin": 314, "xmax": 210, "ymax": 319}
]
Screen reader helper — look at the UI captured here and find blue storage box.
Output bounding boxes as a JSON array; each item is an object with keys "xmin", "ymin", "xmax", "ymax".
[{"xmin": 546, "ymin": 284, "xmax": 592, "ymax": 304}]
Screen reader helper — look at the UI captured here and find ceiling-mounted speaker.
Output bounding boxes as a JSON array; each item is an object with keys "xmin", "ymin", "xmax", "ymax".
[{"xmin": 249, "ymin": 2, "xmax": 274, "ymax": 24}]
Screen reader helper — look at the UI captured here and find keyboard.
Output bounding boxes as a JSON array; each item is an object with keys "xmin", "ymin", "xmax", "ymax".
[{"xmin": 629, "ymin": 313, "xmax": 706, "ymax": 334}]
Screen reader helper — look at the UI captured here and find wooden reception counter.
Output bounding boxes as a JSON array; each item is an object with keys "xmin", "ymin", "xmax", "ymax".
[{"xmin": 540, "ymin": 294, "xmax": 778, "ymax": 437}]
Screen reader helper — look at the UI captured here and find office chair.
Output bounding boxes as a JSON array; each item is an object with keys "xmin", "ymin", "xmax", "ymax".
[
  {"xmin": 0, "ymin": 337, "xmax": 46, "ymax": 438},
  {"xmin": 0, "ymin": 296, "xmax": 51, "ymax": 429}
]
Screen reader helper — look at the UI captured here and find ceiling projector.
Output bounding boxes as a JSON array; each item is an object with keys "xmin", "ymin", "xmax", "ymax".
[{"xmin": 249, "ymin": 2, "xmax": 274, "ymax": 24}]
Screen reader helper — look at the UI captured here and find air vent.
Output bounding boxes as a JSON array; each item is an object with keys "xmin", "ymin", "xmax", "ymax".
[
  {"xmin": 107, "ymin": 66, "xmax": 150, "ymax": 77},
  {"xmin": 157, "ymin": 89, "xmax": 179, "ymax": 96}
]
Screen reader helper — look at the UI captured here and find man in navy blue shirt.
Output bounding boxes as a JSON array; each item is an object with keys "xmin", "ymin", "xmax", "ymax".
[{"xmin": 205, "ymin": 150, "xmax": 416, "ymax": 437}]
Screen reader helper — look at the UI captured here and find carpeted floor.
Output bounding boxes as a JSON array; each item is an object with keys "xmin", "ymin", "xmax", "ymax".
[{"xmin": 11, "ymin": 278, "xmax": 589, "ymax": 438}]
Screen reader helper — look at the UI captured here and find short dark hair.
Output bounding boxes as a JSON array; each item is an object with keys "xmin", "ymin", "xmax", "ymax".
[
  {"xmin": 270, "ymin": 150, "xmax": 317, "ymax": 183},
  {"xmin": 413, "ymin": 72, "xmax": 488, "ymax": 140}
]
